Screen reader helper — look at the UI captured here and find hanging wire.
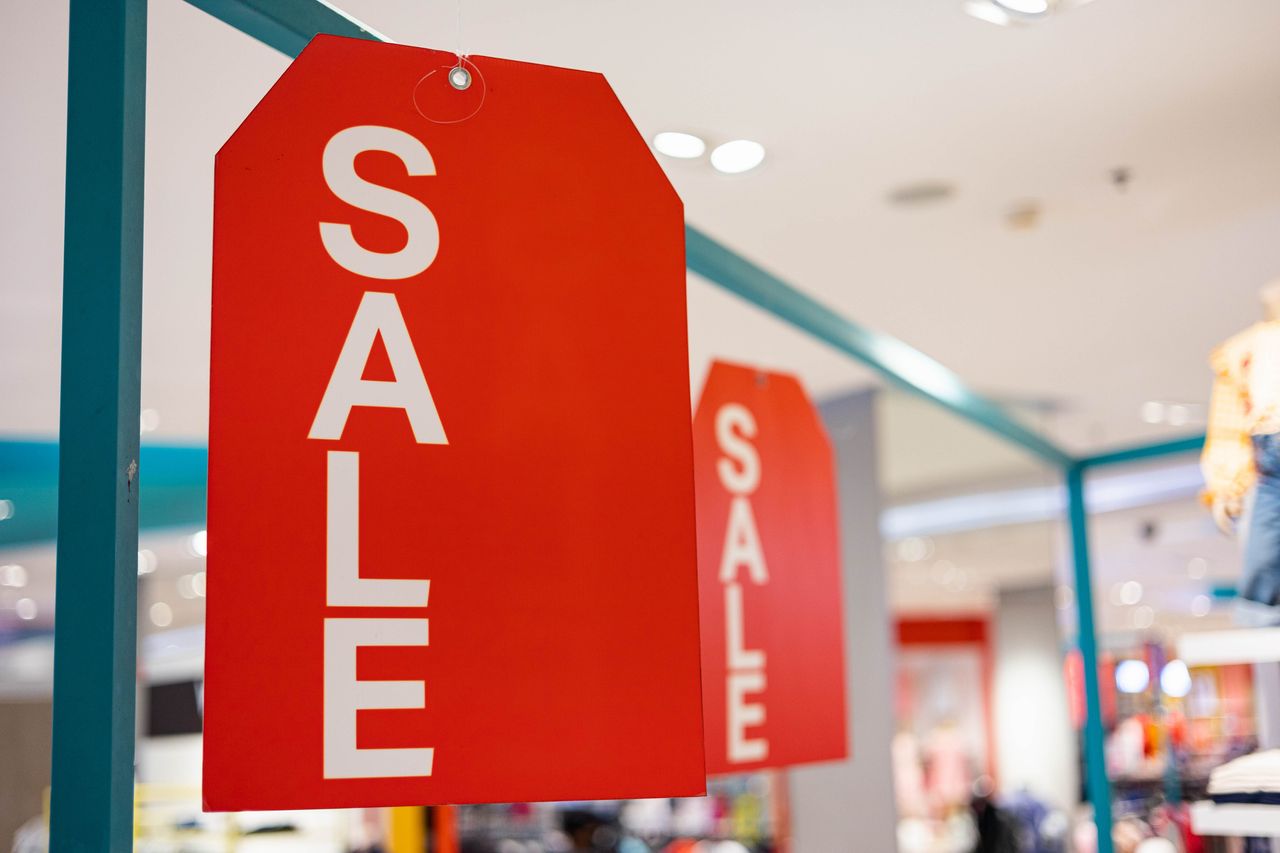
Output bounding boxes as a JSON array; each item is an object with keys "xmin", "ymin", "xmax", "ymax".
[
  {"xmin": 456, "ymin": 0, "xmax": 464, "ymax": 62},
  {"xmin": 448, "ymin": 0, "xmax": 472, "ymax": 90}
]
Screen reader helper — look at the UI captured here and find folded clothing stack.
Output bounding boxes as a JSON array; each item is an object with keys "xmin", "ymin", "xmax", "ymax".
[{"xmin": 1208, "ymin": 749, "xmax": 1280, "ymax": 805}]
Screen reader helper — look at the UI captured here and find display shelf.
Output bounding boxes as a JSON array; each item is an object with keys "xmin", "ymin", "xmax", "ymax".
[
  {"xmin": 1191, "ymin": 801, "xmax": 1280, "ymax": 836},
  {"xmin": 1176, "ymin": 627, "xmax": 1280, "ymax": 666}
]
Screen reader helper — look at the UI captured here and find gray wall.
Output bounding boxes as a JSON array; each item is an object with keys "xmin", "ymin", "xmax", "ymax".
[
  {"xmin": 789, "ymin": 389, "xmax": 899, "ymax": 853},
  {"xmin": 993, "ymin": 585, "xmax": 1078, "ymax": 811}
]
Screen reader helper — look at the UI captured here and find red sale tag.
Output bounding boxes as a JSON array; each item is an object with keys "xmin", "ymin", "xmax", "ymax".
[
  {"xmin": 694, "ymin": 361, "xmax": 848, "ymax": 774},
  {"xmin": 203, "ymin": 35, "xmax": 704, "ymax": 810}
]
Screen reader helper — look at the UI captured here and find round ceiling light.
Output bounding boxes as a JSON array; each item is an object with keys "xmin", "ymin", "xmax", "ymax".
[
  {"xmin": 710, "ymin": 140, "xmax": 766, "ymax": 174},
  {"xmin": 961, "ymin": 0, "xmax": 1012, "ymax": 26},
  {"xmin": 994, "ymin": 0, "xmax": 1050, "ymax": 13},
  {"xmin": 188, "ymin": 529, "xmax": 208, "ymax": 558},
  {"xmin": 150, "ymin": 601, "xmax": 173, "ymax": 628},
  {"xmin": 1115, "ymin": 659, "xmax": 1150, "ymax": 694},
  {"xmin": 652, "ymin": 131, "xmax": 706, "ymax": 159},
  {"xmin": 1160, "ymin": 660, "xmax": 1192, "ymax": 699}
]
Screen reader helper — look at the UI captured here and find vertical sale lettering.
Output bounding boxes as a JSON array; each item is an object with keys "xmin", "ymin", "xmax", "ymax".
[
  {"xmin": 314, "ymin": 125, "xmax": 443, "ymax": 780},
  {"xmin": 695, "ymin": 361, "xmax": 848, "ymax": 776},
  {"xmin": 714, "ymin": 403, "xmax": 769, "ymax": 764}
]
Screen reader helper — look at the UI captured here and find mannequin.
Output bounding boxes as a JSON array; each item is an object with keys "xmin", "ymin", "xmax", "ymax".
[{"xmin": 1202, "ymin": 279, "xmax": 1280, "ymax": 624}]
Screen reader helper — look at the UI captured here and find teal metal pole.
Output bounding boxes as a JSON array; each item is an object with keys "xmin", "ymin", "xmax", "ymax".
[
  {"xmin": 182, "ymin": 0, "xmax": 383, "ymax": 56},
  {"xmin": 49, "ymin": 0, "xmax": 147, "ymax": 850},
  {"xmin": 684, "ymin": 226, "xmax": 1073, "ymax": 468},
  {"xmin": 1078, "ymin": 434, "xmax": 1204, "ymax": 469},
  {"xmin": 1066, "ymin": 464, "xmax": 1114, "ymax": 853}
]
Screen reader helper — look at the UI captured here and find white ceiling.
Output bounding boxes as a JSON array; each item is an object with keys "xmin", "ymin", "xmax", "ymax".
[
  {"xmin": 5, "ymin": 0, "xmax": 1280, "ymax": 469},
  {"xmin": 886, "ymin": 490, "xmax": 1242, "ymax": 639},
  {"xmin": 870, "ymin": 449, "xmax": 1238, "ymax": 639}
]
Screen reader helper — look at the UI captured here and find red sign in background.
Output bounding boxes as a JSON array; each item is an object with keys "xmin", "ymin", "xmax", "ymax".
[
  {"xmin": 693, "ymin": 360, "xmax": 848, "ymax": 775},
  {"xmin": 204, "ymin": 36, "xmax": 704, "ymax": 810}
]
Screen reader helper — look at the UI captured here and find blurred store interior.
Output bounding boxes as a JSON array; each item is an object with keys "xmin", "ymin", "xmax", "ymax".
[{"xmin": 5, "ymin": 0, "xmax": 1280, "ymax": 851}]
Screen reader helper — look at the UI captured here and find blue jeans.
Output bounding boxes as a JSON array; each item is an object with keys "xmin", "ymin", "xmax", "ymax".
[{"xmin": 1242, "ymin": 433, "xmax": 1280, "ymax": 610}]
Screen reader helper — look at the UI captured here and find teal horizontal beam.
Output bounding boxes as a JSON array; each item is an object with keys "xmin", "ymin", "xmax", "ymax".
[
  {"xmin": 1078, "ymin": 433, "xmax": 1205, "ymax": 470},
  {"xmin": 0, "ymin": 439, "xmax": 207, "ymax": 486},
  {"xmin": 182, "ymin": 0, "xmax": 383, "ymax": 58},
  {"xmin": 0, "ymin": 430, "xmax": 1207, "ymax": 548},
  {"xmin": 0, "ymin": 441, "xmax": 207, "ymax": 547},
  {"xmin": 684, "ymin": 227, "xmax": 1073, "ymax": 467}
]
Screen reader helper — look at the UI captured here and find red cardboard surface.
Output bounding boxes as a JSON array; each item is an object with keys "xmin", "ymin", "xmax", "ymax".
[
  {"xmin": 694, "ymin": 361, "xmax": 848, "ymax": 775},
  {"xmin": 204, "ymin": 35, "xmax": 704, "ymax": 810}
]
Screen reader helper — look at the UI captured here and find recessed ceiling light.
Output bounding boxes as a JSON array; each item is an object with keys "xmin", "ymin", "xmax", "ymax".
[
  {"xmin": 961, "ymin": 0, "xmax": 1012, "ymax": 26},
  {"xmin": 189, "ymin": 529, "xmax": 208, "ymax": 558},
  {"xmin": 1160, "ymin": 660, "xmax": 1192, "ymax": 698},
  {"xmin": 150, "ymin": 601, "xmax": 173, "ymax": 628},
  {"xmin": 710, "ymin": 140, "xmax": 765, "ymax": 174},
  {"xmin": 994, "ymin": 0, "xmax": 1050, "ymax": 14},
  {"xmin": 15, "ymin": 598, "xmax": 37, "ymax": 621},
  {"xmin": 1115, "ymin": 659, "xmax": 1149, "ymax": 694},
  {"xmin": 896, "ymin": 536, "xmax": 933, "ymax": 562},
  {"xmin": 1139, "ymin": 400, "xmax": 1202, "ymax": 426},
  {"xmin": 0, "ymin": 564, "xmax": 26, "ymax": 588},
  {"xmin": 652, "ymin": 132, "xmax": 706, "ymax": 159}
]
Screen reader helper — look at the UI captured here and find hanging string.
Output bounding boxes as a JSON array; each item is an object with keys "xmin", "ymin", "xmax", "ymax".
[
  {"xmin": 455, "ymin": 0, "xmax": 464, "ymax": 63},
  {"xmin": 446, "ymin": 0, "xmax": 472, "ymax": 90}
]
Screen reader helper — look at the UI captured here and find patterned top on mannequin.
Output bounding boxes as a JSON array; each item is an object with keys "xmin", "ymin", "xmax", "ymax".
[{"xmin": 1202, "ymin": 278, "xmax": 1280, "ymax": 531}]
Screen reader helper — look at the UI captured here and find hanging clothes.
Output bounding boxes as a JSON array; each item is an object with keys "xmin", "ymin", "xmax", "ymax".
[{"xmin": 1203, "ymin": 322, "xmax": 1280, "ymax": 613}]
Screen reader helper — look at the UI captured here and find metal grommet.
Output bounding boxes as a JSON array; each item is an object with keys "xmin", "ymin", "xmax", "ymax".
[{"xmin": 448, "ymin": 65, "xmax": 472, "ymax": 91}]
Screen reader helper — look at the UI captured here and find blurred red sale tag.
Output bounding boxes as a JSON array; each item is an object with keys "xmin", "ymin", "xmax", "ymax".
[
  {"xmin": 694, "ymin": 361, "xmax": 848, "ymax": 774},
  {"xmin": 203, "ymin": 35, "xmax": 704, "ymax": 810}
]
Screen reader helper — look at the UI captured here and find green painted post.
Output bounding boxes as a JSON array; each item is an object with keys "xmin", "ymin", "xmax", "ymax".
[
  {"xmin": 1066, "ymin": 465, "xmax": 1114, "ymax": 853},
  {"xmin": 49, "ymin": 0, "xmax": 148, "ymax": 850},
  {"xmin": 684, "ymin": 226, "xmax": 1074, "ymax": 468},
  {"xmin": 182, "ymin": 0, "xmax": 382, "ymax": 57},
  {"xmin": 1079, "ymin": 434, "xmax": 1204, "ymax": 469}
]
